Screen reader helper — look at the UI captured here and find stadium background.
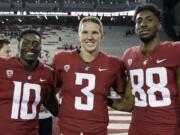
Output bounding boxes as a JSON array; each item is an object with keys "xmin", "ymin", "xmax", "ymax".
[{"xmin": 0, "ymin": 0, "xmax": 179, "ymax": 134}]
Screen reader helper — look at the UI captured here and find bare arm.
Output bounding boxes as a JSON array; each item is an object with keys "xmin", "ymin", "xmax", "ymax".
[
  {"xmin": 108, "ymin": 80, "xmax": 134, "ymax": 112},
  {"xmin": 44, "ymin": 88, "xmax": 59, "ymax": 116}
]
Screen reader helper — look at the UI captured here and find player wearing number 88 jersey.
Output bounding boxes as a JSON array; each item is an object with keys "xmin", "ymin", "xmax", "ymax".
[
  {"xmin": 121, "ymin": 4, "xmax": 180, "ymax": 135},
  {"xmin": 53, "ymin": 16, "xmax": 132, "ymax": 135},
  {"xmin": 123, "ymin": 42, "xmax": 180, "ymax": 133},
  {"xmin": 0, "ymin": 30, "xmax": 58, "ymax": 135}
]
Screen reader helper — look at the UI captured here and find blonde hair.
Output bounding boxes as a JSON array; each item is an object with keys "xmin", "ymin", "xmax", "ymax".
[{"xmin": 78, "ymin": 16, "xmax": 104, "ymax": 34}]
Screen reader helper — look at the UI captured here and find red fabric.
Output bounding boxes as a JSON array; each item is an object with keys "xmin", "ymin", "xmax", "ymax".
[
  {"xmin": 53, "ymin": 50, "xmax": 126, "ymax": 133},
  {"xmin": 122, "ymin": 41, "xmax": 180, "ymax": 134},
  {"xmin": 0, "ymin": 57, "xmax": 54, "ymax": 135}
]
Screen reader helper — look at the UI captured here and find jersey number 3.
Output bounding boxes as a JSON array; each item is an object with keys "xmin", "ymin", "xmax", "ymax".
[
  {"xmin": 130, "ymin": 67, "xmax": 171, "ymax": 107},
  {"xmin": 75, "ymin": 73, "xmax": 95, "ymax": 111}
]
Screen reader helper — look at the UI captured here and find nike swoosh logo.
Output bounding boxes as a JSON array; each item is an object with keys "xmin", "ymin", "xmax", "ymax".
[
  {"xmin": 98, "ymin": 68, "xmax": 108, "ymax": 71},
  {"xmin": 156, "ymin": 59, "xmax": 166, "ymax": 63},
  {"xmin": 40, "ymin": 78, "xmax": 46, "ymax": 82}
]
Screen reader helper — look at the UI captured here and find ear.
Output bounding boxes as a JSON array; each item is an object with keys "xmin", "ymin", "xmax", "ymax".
[
  {"xmin": 77, "ymin": 33, "xmax": 80, "ymax": 42},
  {"xmin": 18, "ymin": 43, "xmax": 20, "ymax": 52},
  {"xmin": 39, "ymin": 51, "xmax": 42, "ymax": 58},
  {"xmin": 158, "ymin": 23, "xmax": 162, "ymax": 31},
  {"xmin": 39, "ymin": 45, "xmax": 42, "ymax": 50},
  {"xmin": 134, "ymin": 26, "xmax": 138, "ymax": 35},
  {"xmin": 101, "ymin": 33, "xmax": 104, "ymax": 41},
  {"xmin": 18, "ymin": 39, "xmax": 23, "ymax": 52},
  {"xmin": 17, "ymin": 43, "xmax": 21, "ymax": 58}
]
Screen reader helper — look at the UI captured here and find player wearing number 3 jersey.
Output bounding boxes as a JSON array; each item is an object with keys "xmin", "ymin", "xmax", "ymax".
[
  {"xmin": 121, "ymin": 4, "xmax": 180, "ymax": 135},
  {"xmin": 0, "ymin": 30, "xmax": 58, "ymax": 135},
  {"xmin": 53, "ymin": 16, "xmax": 133, "ymax": 135}
]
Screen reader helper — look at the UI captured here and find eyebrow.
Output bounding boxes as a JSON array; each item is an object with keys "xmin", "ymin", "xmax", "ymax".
[
  {"xmin": 22, "ymin": 38, "xmax": 40, "ymax": 42},
  {"xmin": 136, "ymin": 15, "xmax": 153, "ymax": 20}
]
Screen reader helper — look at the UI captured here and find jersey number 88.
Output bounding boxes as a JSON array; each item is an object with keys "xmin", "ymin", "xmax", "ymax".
[{"xmin": 130, "ymin": 67, "xmax": 171, "ymax": 107}]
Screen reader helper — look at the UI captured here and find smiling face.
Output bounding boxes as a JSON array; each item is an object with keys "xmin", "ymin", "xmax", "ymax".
[
  {"xmin": 135, "ymin": 10, "xmax": 161, "ymax": 43},
  {"xmin": 0, "ymin": 44, "xmax": 11, "ymax": 57},
  {"xmin": 78, "ymin": 21, "xmax": 103, "ymax": 55},
  {"xmin": 18, "ymin": 32, "xmax": 41, "ymax": 65}
]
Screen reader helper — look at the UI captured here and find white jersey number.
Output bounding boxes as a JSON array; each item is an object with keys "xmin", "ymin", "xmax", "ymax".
[
  {"xmin": 75, "ymin": 73, "xmax": 95, "ymax": 111},
  {"xmin": 130, "ymin": 67, "xmax": 171, "ymax": 107},
  {"xmin": 11, "ymin": 81, "xmax": 41, "ymax": 120}
]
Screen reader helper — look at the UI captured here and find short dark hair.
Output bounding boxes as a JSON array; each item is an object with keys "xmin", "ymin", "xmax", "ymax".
[
  {"xmin": 0, "ymin": 39, "xmax": 10, "ymax": 50},
  {"xmin": 133, "ymin": 4, "xmax": 162, "ymax": 22},
  {"xmin": 18, "ymin": 30, "xmax": 41, "ymax": 41}
]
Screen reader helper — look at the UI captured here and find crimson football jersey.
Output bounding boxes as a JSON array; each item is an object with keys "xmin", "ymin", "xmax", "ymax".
[
  {"xmin": 0, "ymin": 57, "xmax": 54, "ymax": 135},
  {"xmin": 53, "ymin": 50, "xmax": 126, "ymax": 133},
  {"xmin": 122, "ymin": 41, "xmax": 180, "ymax": 134}
]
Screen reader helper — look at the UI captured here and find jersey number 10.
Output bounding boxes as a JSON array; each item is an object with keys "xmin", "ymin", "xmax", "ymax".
[{"xmin": 11, "ymin": 81, "xmax": 41, "ymax": 120}]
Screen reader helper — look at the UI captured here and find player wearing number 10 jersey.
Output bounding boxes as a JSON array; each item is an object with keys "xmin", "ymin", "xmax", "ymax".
[
  {"xmin": 121, "ymin": 4, "xmax": 180, "ymax": 135},
  {"xmin": 53, "ymin": 16, "xmax": 132, "ymax": 135},
  {"xmin": 0, "ymin": 30, "xmax": 58, "ymax": 135}
]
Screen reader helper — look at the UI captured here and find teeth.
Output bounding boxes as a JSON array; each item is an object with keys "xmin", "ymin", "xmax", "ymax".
[
  {"xmin": 140, "ymin": 31, "xmax": 149, "ymax": 34},
  {"xmin": 27, "ymin": 52, "xmax": 34, "ymax": 55},
  {"xmin": 87, "ymin": 42, "xmax": 93, "ymax": 44},
  {"xmin": 140, "ymin": 30, "xmax": 149, "ymax": 33}
]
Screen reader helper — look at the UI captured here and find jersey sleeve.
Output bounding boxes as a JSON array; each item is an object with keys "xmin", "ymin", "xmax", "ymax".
[
  {"xmin": 52, "ymin": 51, "xmax": 63, "ymax": 88},
  {"xmin": 41, "ymin": 64, "xmax": 55, "ymax": 98},
  {"xmin": 172, "ymin": 41, "xmax": 180, "ymax": 68},
  {"xmin": 121, "ymin": 48, "xmax": 132, "ymax": 77},
  {"xmin": 111, "ymin": 57, "xmax": 127, "ymax": 94}
]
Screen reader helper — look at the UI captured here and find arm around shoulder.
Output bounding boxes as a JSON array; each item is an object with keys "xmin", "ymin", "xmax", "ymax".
[
  {"xmin": 108, "ymin": 80, "xmax": 134, "ymax": 112},
  {"xmin": 44, "ymin": 88, "xmax": 59, "ymax": 116}
]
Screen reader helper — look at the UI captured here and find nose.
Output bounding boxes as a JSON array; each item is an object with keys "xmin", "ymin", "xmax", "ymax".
[
  {"xmin": 140, "ymin": 20, "xmax": 148, "ymax": 27},
  {"xmin": 87, "ymin": 33, "xmax": 93, "ymax": 39},
  {"xmin": 29, "ymin": 44, "xmax": 35, "ymax": 50}
]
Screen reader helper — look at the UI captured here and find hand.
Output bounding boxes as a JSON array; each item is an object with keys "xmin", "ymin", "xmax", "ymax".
[{"xmin": 39, "ymin": 104, "xmax": 47, "ymax": 112}]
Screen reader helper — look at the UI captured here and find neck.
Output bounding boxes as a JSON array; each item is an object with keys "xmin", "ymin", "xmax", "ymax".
[
  {"xmin": 19, "ymin": 57, "xmax": 38, "ymax": 71},
  {"xmin": 141, "ymin": 36, "xmax": 160, "ymax": 56},
  {"xmin": 79, "ymin": 49, "xmax": 99, "ymax": 63}
]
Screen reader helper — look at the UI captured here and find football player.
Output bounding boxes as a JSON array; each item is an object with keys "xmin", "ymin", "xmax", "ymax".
[
  {"xmin": 0, "ymin": 39, "xmax": 11, "ymax": 57},
  {"xmin": 53, "ymin": 16, "xmax": 133, "ymax": 135},
  {"xmin": 114, "ymin": 4, "xmax": 180, "ymax": 135},
  {"xmin": 0, "ymin": 30, "xmax": 58, "ymax": 135}
]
